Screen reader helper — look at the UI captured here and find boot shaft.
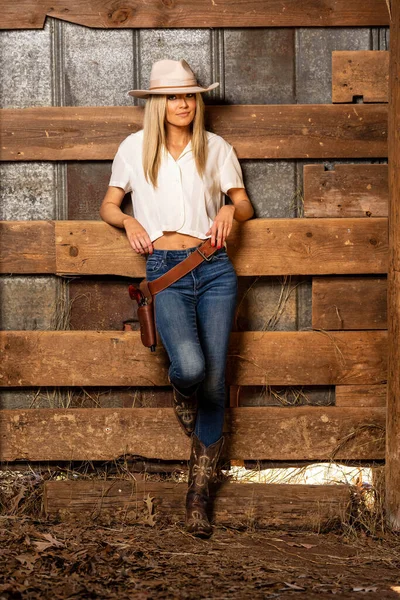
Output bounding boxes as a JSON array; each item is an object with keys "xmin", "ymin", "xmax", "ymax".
[{"xmin": 187, "ymin": 433, "xmax": 225, "ymax": 495}]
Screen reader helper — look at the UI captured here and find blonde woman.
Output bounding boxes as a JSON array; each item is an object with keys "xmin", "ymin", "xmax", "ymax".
[{"xmin": 100, "ymin": 59, "xmax": 254, "ymax": 537}]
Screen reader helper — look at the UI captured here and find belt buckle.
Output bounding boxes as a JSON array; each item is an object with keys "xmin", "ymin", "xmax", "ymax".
[{"xmin": 196, "ymin": 246, "xmax": 213, "ymax": 261}]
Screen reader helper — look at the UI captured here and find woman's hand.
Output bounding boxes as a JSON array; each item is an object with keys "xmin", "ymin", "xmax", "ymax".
[
  {"xmin": 123, "ymin": 217, "xmax": 153, "ymax": 254},
  {"xmin": 205, "ymin": 205, "xmax": 235, "ymax": 248}
]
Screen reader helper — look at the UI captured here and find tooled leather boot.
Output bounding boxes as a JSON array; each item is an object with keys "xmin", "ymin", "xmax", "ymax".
[
  {"xmin": 185, "ymin": 433, "xmax": 225, "ymax": 538},
  {"xmin": 168, "ymin": 375, "xmax": 198, "ymax": 436}
]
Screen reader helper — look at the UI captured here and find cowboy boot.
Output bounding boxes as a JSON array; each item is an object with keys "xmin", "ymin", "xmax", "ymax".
[
  {"xmin": 185, "ymin": 432, "xmax": 225, "ymax": 538},
  {"xmin": 168, "ymin": 375, "xmax": 198, "ymax": 436}
]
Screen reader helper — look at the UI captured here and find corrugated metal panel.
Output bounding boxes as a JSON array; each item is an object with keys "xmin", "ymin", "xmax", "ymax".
[
  {"xmin": 224, "ymin": 29, "xmax": 295, "ymax": 104},
  {"xmin": 63, "ymin": 23, "xmax": 134, "ymax": 106},
  {"xmin": 0, "ymin": 163, "xmax": 56, "ymax": 220}
]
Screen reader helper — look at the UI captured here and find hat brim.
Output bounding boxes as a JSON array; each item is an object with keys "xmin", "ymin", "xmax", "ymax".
[{"xmin": 127, "ymin": 82, "xmax": 219, "ymax": 99}]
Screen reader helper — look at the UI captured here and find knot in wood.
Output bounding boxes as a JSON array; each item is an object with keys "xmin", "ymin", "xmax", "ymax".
[
  {"xmin": 108, "ymin": 8, "xmax": 132, "ymax": 24},
  {"xmin": 69, "ymin": 246, "xmax": 79, "ymax": 257},
  {"xmin": 369, "ymin": 238, "xmax": 378, "ymax": 246}
]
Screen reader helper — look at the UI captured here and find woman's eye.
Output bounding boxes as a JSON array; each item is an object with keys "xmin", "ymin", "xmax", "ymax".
[
  {"xmin": 186, "ymin": 94, "xmax": 194, "ymax": 98},
  {"xmin": 167, "ymin": 95, "xmax": 176, "ymax": 100}
]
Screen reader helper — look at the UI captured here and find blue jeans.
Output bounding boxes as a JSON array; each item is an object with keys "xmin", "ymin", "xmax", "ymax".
[{"xmin": 145, "ymin": 243, "xmax": 238, "ymax": 447}]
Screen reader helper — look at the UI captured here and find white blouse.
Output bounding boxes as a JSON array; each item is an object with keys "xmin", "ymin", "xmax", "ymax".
[{"xmin": 108, "ymin": 129, "xmax": 245, "ymax": 243}]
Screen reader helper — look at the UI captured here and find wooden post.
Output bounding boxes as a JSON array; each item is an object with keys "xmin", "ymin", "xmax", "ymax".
[{"xmin": 386, "ymin": 0, "xmax": 400, "ymax": 529}]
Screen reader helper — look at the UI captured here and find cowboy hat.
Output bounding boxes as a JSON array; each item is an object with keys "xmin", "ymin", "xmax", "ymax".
[{"xmin": 127, "ymin": 59, "xmax": 219, "ymax": 99}]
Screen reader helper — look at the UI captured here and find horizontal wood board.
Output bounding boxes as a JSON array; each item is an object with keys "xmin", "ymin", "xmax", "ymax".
[
  {"xmin": 303, "ymin": 164, "xmax": 388, "ymax": 218},
  {"xmin": 53, "ymin": 217, "xmax": 390, "ymax": 276},
  {"xmin": 312, "ymin": 276, "xmax": 387, "ymax": 330},
  {"xmin": 335, "ymin": 384, "xmax": 387, "ymax": 407},
  {"xmin": 332, "ymin": 51, "xmax": 389, "ymax": 103},
  {"xmin": 0, "ymin": 218, "xmax": 387, "ymax": 276},
  {"xmin": 0, "ymin": 105, "xmax": 388, "ymax": 161},
  {"xmin": 43, "ymin": 480, "xmax": 351, "ymax": 530},
  {"xmin": 0, "ymin": 407, "xmax": 385, "ymax": 461},
  {"xmin": 0, "ymin": 330, "xmax": 387, "ymax": 387},
  {"xmin": 0, "ymin": 221, "xmax": 56, "ymax": 274},
  {"xmin": 1, "ymin": 0, "xmax": 390, "ymax": 29}
]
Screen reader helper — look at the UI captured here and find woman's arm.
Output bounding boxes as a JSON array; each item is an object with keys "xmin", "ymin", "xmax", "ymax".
[
  {"xmin": 205, "ymin": 187, "xmax": 254, "ymax": 248},
  {"xmin": 226, "ymin": 187, "xmax": 254, "ymax": 222},
  {"xmin": 99, "ymin": 186, "xmax": 154, "ymax": 254},
  {"xmin": 99, "ymin": 186, "xmax": 133, "ymax": 228}
]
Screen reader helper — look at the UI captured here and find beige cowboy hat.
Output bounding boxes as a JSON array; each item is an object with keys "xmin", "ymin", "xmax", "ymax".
[{"xmin": 127, "ymin": 59, "xmax": 219, "ymax": 99}]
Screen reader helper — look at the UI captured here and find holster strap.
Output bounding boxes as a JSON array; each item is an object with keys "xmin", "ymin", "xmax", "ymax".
[{"xmin": 147, "ymin": 238, "xmax": 219, "ymax": 296}]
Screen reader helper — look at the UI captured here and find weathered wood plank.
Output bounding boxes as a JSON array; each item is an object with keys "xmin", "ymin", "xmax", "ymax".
[
  {"xmin": 43, "ymin": 480, "xmax": 351, "ymax": 530},
  {"xmin": 0, "ymin": 221, "xmax": 55, "ymax": 274},
  {"xmin": 0, "ymin": 105, "xmax": 388, "ymax": 161},
  {"xmin": 0, "ymin": 407, "xmax": 385, "ymax": 461},
  {"xmin": 1, "ymin": 0, "xmax": 390, "ymax": 30},
  {"xmin": 0, "ymin": 218, "xmax": 387, "ymax": 277},
  {"xmin": 332, "ymin": 51, "xmax": 389, "ymax": 103},
  {"xmin": 312, "ymin": 276, "xmax": 387, "ymax": 330},
  {"xmin": 386, "ymin": 0, "xmax": 400, "ymax": 530},
  {"xmin": 336, "ymin": 384, "xmax": 387, "ymax": 407},
  {"xmin": 55, "ymin": 217, "xmax": 388, "ymax": 277},
  {"xmin": 2, "ymin": 218, "xmax": 388, "ymax": 276},
  {"xmin": 303, "ymin": 164, "xmax": 388, "ymax": 218},
  {"xmin": 0, "ymin": 330, "xmax": 386, "ymax": 387}
]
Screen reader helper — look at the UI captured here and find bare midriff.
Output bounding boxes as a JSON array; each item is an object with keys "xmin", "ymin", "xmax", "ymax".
[{"xmin": 152, "ymin": 231, "xmax": 206, "ymax": 250}]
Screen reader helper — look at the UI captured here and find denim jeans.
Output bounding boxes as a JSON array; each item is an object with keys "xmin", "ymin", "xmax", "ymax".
[{"xmin": 145, "ymin": 242, "xmax": 238, "ymax": 447}]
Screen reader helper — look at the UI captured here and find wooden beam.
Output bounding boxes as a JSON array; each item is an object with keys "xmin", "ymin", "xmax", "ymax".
[
  {"xmin": 0, "ymin": 407, "xmax": 385, "ymax": 461},
  {"xmin": 0, "ymin": 221, "xmax": 55, "ymax": 274},
  {"xmin": 0, "ymin": 104, "xmax": 388, "ymax": 161},
  {"xmin": 0, "ymin": 218, "xmax": 388, "ymax": 276},
  {"xmin": 303, "ymin": 164, "xmax": 388, "ymax": 218},
  {"xmin": 1, "ymin": 0, "xmax": 390, "ymax": 30},
  {"xmin": 54, "ymin": 217, "xmax": 389, "ymax": 276},
  {"xmin": 0, "ymin": 330, "xmax": 387, "ymax": 387},
  {"xmin": 312, "ymin": 276, "xmax": 387, "ymax": 330},
  {"xmin": 332, "ymin": 51, "xmax": 389, "ymax": 103},
  {"xmin": 386, "ymin": 0, "xmax": 400, "ymax": 530},
  {"xmin": 43, "ymin": 480, "xmax": 351, "ymax": 530},
  {"xmin": 336, "ymin": 384, "xmax": 387, "ymax": 407}
]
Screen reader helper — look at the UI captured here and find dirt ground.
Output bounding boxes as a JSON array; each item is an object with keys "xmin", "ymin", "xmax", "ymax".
[{"xmin": 1, "ymin": 515, "xmax": 400, "ymax": 600}]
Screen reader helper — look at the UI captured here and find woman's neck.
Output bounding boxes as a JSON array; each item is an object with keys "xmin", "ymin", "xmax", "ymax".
[{"xmin": 165, "ymin": 123, "xmax": 192, "ymax": 147}]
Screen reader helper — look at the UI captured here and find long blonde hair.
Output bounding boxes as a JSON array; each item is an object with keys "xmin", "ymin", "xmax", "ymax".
[{"xmin": 142, "ymin": 93, "xmax": 208, "ymax": 188}]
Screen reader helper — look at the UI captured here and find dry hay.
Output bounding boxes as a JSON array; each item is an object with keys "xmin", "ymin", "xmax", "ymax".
[{"xmin": 288, "ymin": 186, "xmax": 305, "ymax": 218}]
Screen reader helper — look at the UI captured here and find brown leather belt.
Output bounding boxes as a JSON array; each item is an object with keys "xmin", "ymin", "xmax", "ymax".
[{"xmin": 147, "ymin": 237, "xmax": 220, "ymax": 296}]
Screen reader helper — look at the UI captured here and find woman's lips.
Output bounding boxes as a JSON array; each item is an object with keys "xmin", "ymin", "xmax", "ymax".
[{"xmin": 177, "ymin": 112, "xmax": 189, "ymax": 116}]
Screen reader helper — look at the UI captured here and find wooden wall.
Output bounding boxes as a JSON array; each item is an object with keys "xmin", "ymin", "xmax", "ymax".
[{"xmin": 0, "ymin": 5, "xmax": 391, "ymax": 524}]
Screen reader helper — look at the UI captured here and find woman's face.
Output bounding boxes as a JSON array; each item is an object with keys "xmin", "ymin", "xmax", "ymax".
[{"xmin": 165, "ymin": 93, "xmax": 196, "ymax": 129}]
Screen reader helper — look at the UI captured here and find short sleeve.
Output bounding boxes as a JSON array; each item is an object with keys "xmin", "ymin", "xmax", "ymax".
[
  {"xmin": 109, "ymin": 145, "xmax": 132, "ymax": 193},
  {"xmin": 219, "ymin": 146, "xmax": 245, "ymax": 194}
]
